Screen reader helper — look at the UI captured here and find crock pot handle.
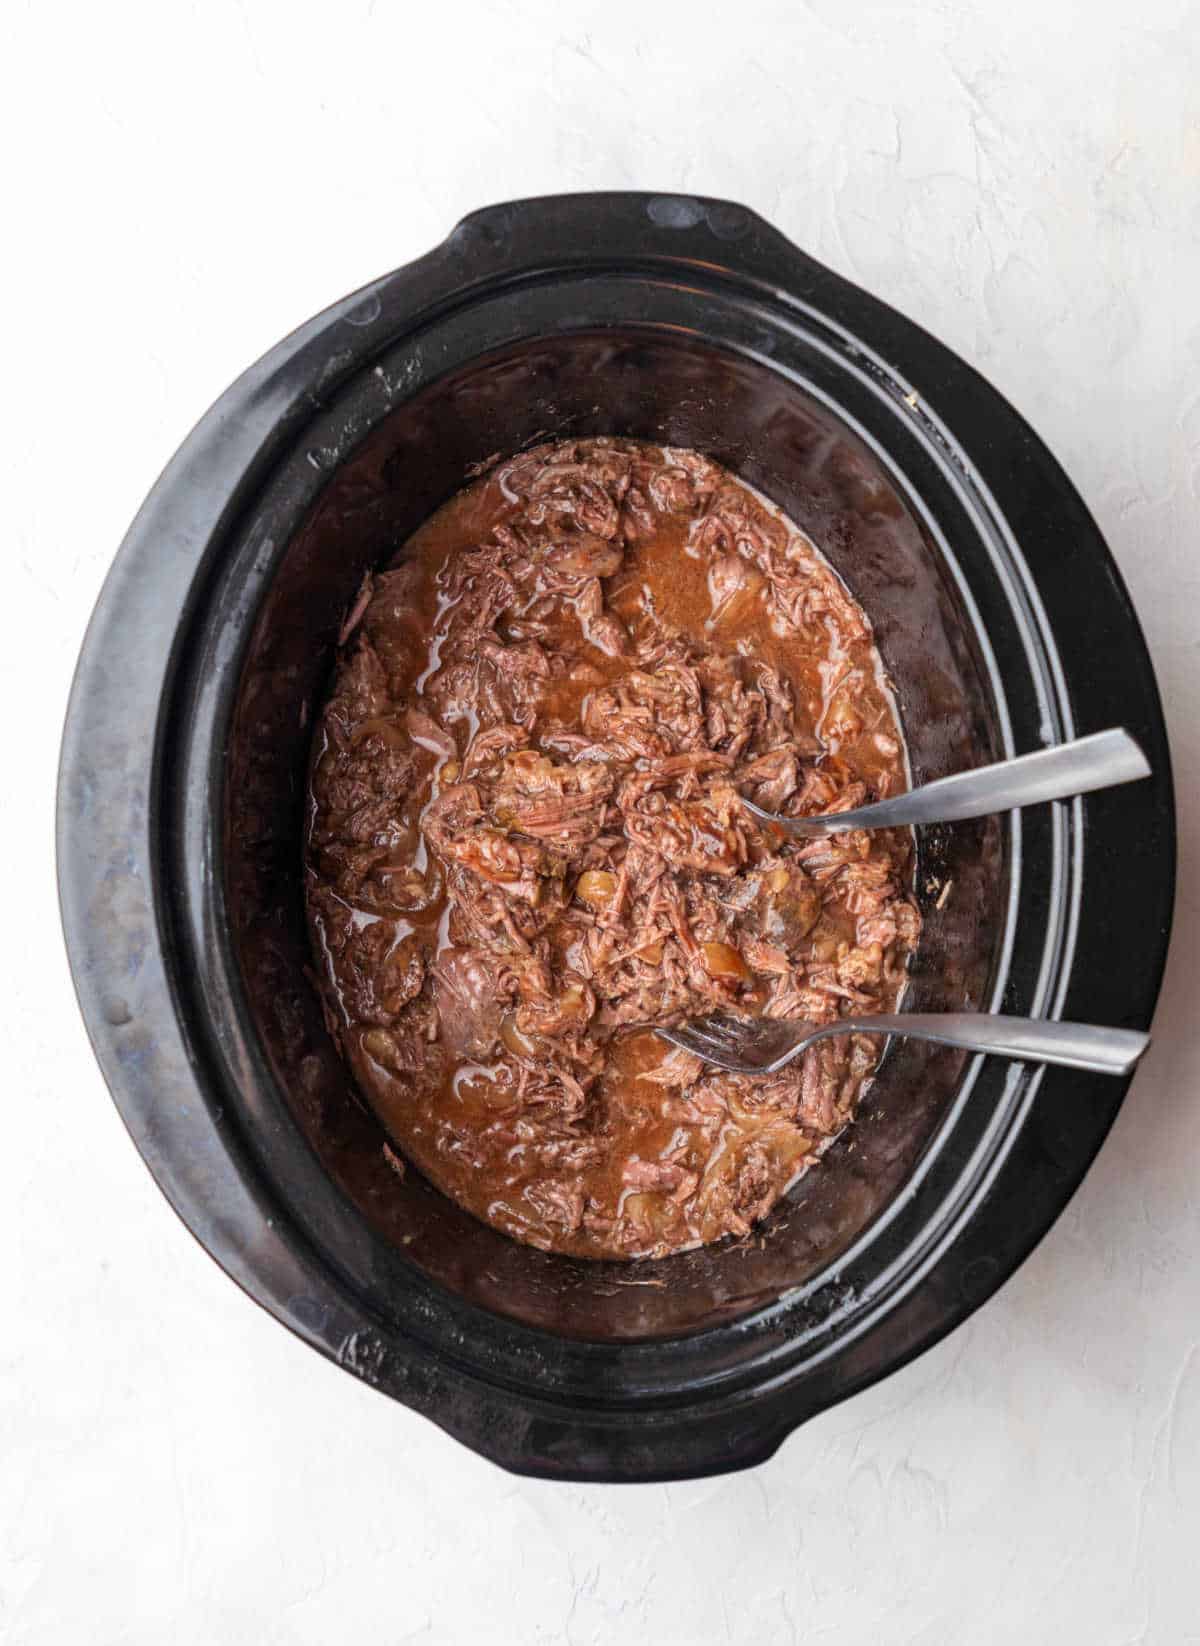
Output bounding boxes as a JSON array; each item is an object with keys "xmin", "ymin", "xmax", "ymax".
[{"xmin": 445, "ymin": 191, "xmax": 828, "ymax": 295}]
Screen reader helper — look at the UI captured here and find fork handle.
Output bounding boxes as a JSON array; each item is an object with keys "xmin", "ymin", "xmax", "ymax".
[{"xmin": 831, "ymin": 1013, "xmax": 1149, "ymax": 1075}]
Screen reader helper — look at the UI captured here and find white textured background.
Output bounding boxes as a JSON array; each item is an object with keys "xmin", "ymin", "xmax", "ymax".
[{"xmin": 3, "ymin": 1, "xmax": 1198, "ymax": 1640}]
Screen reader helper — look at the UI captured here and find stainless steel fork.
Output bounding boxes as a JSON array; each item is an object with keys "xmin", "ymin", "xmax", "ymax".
[
  {"xmin": 657, "ymin": 1011, "xmax": 1150, "ymax": 1077},
  {"xmin": 741, "ymin": 728, "xmax": 1149, "ymax": 837}
]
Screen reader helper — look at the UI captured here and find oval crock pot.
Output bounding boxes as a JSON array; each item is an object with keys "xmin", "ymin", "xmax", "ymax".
[{"xmin": 57, "ymin": 193, "xmax": 1174, "ymax": 1483}]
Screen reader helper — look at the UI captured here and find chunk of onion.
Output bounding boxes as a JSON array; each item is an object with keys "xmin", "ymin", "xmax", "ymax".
[
  {"xmin": 500, "ymin": 1012, "xmax": 537, "ymax": 1059},
  {"xmin": 576, "ymin": 869, "xmax": 617, "ymax": 909},
  {"xmin": 701, "ymin": 942, "xmax": 751, "ymax": 982}
]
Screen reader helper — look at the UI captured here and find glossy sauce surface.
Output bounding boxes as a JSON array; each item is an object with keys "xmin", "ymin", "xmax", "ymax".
[{"xmin": 305, "ymin": 440, "xmax": 919, "ymax": 1257}]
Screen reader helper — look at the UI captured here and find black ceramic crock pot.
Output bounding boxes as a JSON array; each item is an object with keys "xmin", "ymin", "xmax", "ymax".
[{"xmin": 58, "ymin": 193, "xmax": 1174, "ymax": 1482}]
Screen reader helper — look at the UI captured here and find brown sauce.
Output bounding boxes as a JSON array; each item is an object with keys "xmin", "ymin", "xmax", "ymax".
[{"xmin": 304, "ymin": 440, "xmax": 920, "ymax": 1258}]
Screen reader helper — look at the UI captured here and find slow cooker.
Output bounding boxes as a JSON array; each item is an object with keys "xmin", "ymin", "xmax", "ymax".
[{"xmin": 58, "ymin": 193, "xmax": 1174, "ymax": 1481}]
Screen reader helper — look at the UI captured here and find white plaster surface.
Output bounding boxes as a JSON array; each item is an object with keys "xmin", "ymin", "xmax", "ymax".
[{"xmin": 3, "ymin": 1, "xmax": 1199, "ymax": 1639}]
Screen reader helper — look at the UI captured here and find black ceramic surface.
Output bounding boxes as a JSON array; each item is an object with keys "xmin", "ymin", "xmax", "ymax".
[{"xmin": 57, "ymin": 194, "xmax": 1174, "ymax": 1482}]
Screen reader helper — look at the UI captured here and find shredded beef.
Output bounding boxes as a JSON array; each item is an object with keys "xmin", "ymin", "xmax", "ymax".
[{"xmin": 305, "ymin": 439, "xmax": 920, "ymax": 1258}]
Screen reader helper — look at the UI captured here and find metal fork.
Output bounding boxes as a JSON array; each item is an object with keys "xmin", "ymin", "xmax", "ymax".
[
  {"xmin": 657, "ymin": 1012, "xmax": 1150, "ymax": 1077},
  {"xmin": 741, "ymin": 728, "xmax": 1149, "ymax": 837}
]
